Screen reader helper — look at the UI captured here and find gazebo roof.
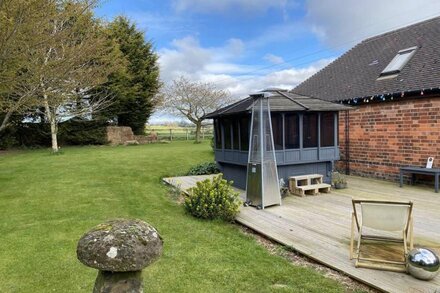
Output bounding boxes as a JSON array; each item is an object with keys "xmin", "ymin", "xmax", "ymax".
[{"xmin": 203, "ymin": 90, "xmax": 350, "ymax": 119}]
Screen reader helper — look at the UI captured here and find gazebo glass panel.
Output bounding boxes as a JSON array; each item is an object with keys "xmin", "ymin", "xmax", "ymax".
[
  {"xmin": 223, "ymin": 119, "xmax": 232, "ymax": 149},
  {"xmin": 320, "ymin": 112, "xmax": 335, "ymax": 147},
  {"xmin": 240, "ymin": 116, "xmax": 249, "ymax": 151},
  {"xmin": 233, "ymin": 120, "xmax": 240, "ymax": 150},
  {"xmin": 303, "ymin": 113, "xmax": 318, "ymax": 148},
  {"xmin": 271, "ymin": 113, "xmax": 283, "ymax": 150},
  {"xmin": 214, "ymin": 119, "xmax": 222, "ymax": 149},
  {"xmin": 285, "ymin": 113, "xmax": 299, "ymax": 149}
]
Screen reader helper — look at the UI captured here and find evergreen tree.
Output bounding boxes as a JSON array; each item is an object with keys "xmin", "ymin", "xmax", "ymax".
[{"xmin": 103, "ymin": 17, "xmax": 160, "ymax": 134}]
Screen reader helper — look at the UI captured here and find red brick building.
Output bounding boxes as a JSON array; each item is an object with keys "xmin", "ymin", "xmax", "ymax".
[{"xmin": 293, "ymin": 17, "xmax": 440, "ymax": 182}]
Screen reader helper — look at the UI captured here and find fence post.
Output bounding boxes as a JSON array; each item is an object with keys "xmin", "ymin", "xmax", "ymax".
[
  {"xmin": 169, "ymin": 129, "xmax": 172, "ymax": 141},
  {"xmin": 202, "ymin": 127, "xmax": 205, "ymax": 140},
  {"xmin": 186, "ymin": 129, "xmax": 189, "ymax": 140}
]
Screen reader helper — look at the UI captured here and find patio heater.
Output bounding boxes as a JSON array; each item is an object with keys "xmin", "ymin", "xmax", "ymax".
[{"xmin": 245, "ymin": 93, "xmax": 282, "ymax": 209}]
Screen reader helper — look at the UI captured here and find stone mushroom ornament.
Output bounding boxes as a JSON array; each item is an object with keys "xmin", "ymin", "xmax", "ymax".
[{"xmin": 77, "ymin": 219, "xmax": 163, "ymax": 293}]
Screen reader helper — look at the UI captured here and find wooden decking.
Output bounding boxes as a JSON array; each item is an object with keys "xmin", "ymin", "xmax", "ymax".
[{"xmin": 163, "ymin": 175, "xmax": 440, "ymax": 293}]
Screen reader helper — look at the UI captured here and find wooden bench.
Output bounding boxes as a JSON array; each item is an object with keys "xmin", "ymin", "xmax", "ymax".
[
  {"xmin": 400, "ymin": 166, "xmax": 440, "ymax": 193},
  {"xmin": 289, "ymin": 174, "xmax": 331, "ymax": 197}
]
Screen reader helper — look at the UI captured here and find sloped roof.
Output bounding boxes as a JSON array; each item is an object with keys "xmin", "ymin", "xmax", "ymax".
[
  {"xmin": 293, "ymin": 17, "xmax": 440, "ymax": 102},
  {"xmin": 203, "ymin": 90, "xmax": 350, "ymax": 119}
]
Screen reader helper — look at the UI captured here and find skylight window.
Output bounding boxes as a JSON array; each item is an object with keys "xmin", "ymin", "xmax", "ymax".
[{"xmin": 380, "ymin": 46, "xmax": 417, "ymax": 76}]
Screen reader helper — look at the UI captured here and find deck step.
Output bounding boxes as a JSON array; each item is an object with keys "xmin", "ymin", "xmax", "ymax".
[{"xmin": 288, "ymin": 174, "xmax": 330, "ymax": 197}]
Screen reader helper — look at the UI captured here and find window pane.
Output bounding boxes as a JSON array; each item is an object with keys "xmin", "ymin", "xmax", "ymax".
[
  {"xmin": 271, "ymin": 113, "xmax": 283, "ymax": 150},
  {"xmin": 303, "ymin": 113, "xmax": 318, "ymax": 148},
  {"xmin": 232, "ymin": 119, "xmax": 240, "ymax": 150},
  {"xmin": 223, "ymin": 119, "xmax": 232, "ymax": 149},
  {"xmin": 214, "ymin": 119, "xmax": 222, "ymax": 149},
  {"xmin": 240, "ymin": 116, "xmax": 249, "ymax": 151},
  {"xmin": 381, "ymin": 46, "xmax": 417, "ymax": 75},
  {"xmin": 285, "ymin": 113, "xmax": 299, "ymax": 149},
  {"xmin": 320, "ymin": 112, "xmax": 335, "ymax": 147}
]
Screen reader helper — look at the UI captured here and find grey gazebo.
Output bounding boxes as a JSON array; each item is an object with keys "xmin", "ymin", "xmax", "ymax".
[{"xmin": 204, "ymin": 89, "xmax": 350, "ymax": 191}]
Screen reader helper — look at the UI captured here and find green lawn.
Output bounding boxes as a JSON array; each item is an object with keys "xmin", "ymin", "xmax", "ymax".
[{"xmin": 0, "ymin": 141, "xmax": 346, "ymax": 292}]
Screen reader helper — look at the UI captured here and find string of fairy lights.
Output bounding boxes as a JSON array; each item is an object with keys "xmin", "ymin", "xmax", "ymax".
[{"xmin": 341, "ymin": 87, "xmax": 438, "ymax": 105}]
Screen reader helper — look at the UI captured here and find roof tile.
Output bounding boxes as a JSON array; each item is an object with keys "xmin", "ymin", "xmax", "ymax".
[{"xmin": 293, "ymin": 17, "xmax": 440, "ymax": 101}]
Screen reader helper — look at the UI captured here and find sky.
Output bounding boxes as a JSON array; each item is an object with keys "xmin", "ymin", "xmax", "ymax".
[{"xmin": 95, "ymin": 0, "xmax": 440, "ymax": 123}]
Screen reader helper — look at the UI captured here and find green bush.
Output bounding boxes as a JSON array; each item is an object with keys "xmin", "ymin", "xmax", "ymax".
[
  {"xmin": 58, "ymin": 119, "xmax": 108, "ymax": 145},
  {"xmin": 0, "ymin": 119, "xmax": 108, "ymax": 149},
  {"xmin": 14, "ymin": 123, "xmax": 51, "ymax": 147},
  {"xmin": 0, "ymin": 127, "xmax": 18, "ymax": 150},
  {"xmin": 184, "ymin": 174, "xmax": 240, "ymax": 221},
  {"xmin": 187, "ymin": 161, "xmax": 220, "ymax": 175}
]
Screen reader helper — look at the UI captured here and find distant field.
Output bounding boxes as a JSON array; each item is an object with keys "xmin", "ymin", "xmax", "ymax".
[{"xmin": 146, "ymin": 125, "xmax": 213, "ymax": 140}]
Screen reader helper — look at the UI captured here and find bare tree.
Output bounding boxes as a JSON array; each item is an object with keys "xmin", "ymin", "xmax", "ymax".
[{"xmin": 160, "ymin": 76, "xmax": 232, "ymax": 143}]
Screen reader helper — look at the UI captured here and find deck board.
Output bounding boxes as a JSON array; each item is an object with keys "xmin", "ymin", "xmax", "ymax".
[{"xmin": 163, "ymin": 175, "xmax": 440, "ymax": 293}]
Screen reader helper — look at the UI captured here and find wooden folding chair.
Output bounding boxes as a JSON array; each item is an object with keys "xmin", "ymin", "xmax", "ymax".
[{"xmin": 350, "ymin": 199, "xmax": 414, "ymax": 272}]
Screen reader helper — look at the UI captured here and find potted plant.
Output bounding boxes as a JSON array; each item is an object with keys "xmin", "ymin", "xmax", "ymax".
[
  {"xmin": 332, "ymin": 172, "xmax": 347, "ymax": 189},
  {"xmin": 279, "ymin": 178, "xmax": 290, "ymax": 198}
]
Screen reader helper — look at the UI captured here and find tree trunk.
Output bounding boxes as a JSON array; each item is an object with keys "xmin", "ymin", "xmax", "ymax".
[
  {"xmin": 49, "ymin": 118, "xmax": 58, "ymax": 152},
  {"xmin": 195, "ymin": 121, "xmax": 202, "ymax": 143},
  {"xmin": 0, "ymin": 109, "xmax": 13, "ymax": 133},
  {"xmin": 0, "ymin": 92, "xmax": 30, "ymax": 133},
  {"xmin": 43, "ymin": 94, "xmax": 58, "ymax": 152}
]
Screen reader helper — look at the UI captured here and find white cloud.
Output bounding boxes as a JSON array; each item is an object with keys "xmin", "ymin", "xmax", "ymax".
[
  {"xmin": 159, "ymin": 35, "xmax": 333, "ymax": 98},
  {"xmin": 264, "ymin": 54, "xmax": 285, "ymax": 64},
  {"xmin": 218, "ymin": 58, "xmax": 333, "ymax": 97},
  {"xmin": 224, "ymin": 38, "xmax": 245, "ymax": 56},
  {"xmin": 305, "ymin": 0, "xmax": 440, "ymax": 47},
  {"xmin": 172, "ymin": 0, "xmax": 296, "ymax": 15},
  {"xmin": 204, "ymin": 63, "xmax": 254, "ymax": 75},
  {"xmin": 158, "ymin": 36, "xmax": 250, "ymax": 83},
  {"xmin": 153, "ymin": 34, "xmax": 333, "ymax": 123},
  {"xmin": 126, "ymin": 12, "xmax": 196, "ymax": 36},
  {"xmin": 264, "ymin": 59, "xmax": 332, "ymax": 86},
  {"xmin": 159, "ymin": 36, "xmax": 213, "ymax": 81}
]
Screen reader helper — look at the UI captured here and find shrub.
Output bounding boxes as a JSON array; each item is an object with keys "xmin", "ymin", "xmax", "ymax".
[
  {"xmin": 187, "ymin": 161, "xmax": 220, "ymax": 175},
  {"xmin": 0, "ymin": 128, "xmax": 18, "ymax": 150},
  {"xmin": 0, "ymin": 119, "xmax": 108, "ymax": 149},
  {"xmin": 184, "ymin": 174, "xmax": 240, "ymax": 221},
  {"xmin": 11, "ymin": 122, "xmax": 51, "ymax": 148},
  {"xmin": 279, "ymin": 178, "xmax": 290, "ymax": 198},
  {"xmin": 58, "ymin": 119, "xmax": 108, "ymax": 145},
  {"xmin": 332, "ymin": 172, "xmax": 347, "ymax": 184}
]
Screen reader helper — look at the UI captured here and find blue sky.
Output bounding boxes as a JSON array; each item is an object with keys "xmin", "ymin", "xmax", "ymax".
[{"xmin": 95, "ymin": 0, "xmax": 440, "ymax": 123}]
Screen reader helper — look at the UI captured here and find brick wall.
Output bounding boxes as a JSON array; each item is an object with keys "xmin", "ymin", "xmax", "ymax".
[{"xmin": 337, "ymin": 96, "xmax": 440, "ymax": 182}]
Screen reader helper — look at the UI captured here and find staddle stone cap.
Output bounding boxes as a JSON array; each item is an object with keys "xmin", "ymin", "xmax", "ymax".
[{"xmin": 77, "ymin": 219, "xmax": 163, "ymax": 272}]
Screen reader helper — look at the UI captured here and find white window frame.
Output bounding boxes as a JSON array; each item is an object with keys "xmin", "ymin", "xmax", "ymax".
[{"xmin": 380, "ymin": 46, "xmax": 418, "ymax": 76}]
